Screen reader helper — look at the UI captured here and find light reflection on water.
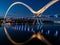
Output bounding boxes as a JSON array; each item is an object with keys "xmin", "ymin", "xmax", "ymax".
[
  {"xmin": 5, "ymin": 23, "xmax": 60, "ymax": 37},
  {"xmin": 0, "ymin": 23, "xmax": 60, "ymax": 45}
]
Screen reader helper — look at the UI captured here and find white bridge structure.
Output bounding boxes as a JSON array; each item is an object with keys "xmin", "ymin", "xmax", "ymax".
[{"xmin": 4, "ymin": 0, "xmax": 59, "ymax": 45}]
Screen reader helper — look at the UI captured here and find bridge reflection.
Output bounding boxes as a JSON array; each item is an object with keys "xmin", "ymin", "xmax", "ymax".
[{"xmin": 5, "ymin": 19, "xmax": 59, "ymax": 37}]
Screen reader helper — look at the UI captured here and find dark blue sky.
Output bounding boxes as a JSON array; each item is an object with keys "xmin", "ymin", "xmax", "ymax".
[{"xmin": 0, "ymin": 0, "xmax": 60, "ymax": 18}]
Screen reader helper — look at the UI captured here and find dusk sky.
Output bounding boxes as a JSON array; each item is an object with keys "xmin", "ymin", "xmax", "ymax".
[{"xmin": 0, "ymin": 0, "xmax": 60, "ymax": 18}]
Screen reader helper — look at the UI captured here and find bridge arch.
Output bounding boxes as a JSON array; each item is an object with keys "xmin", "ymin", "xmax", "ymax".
[
  {"xmin": 4, "ymin": 0, "xmax": 59, "ymax": 45},
  {"xmin": 4, "ymin": 2, "xmax": 36, "ymax": 18},
  {"xmin": 4, "ymin": 0, "xmax": 59, "ymax": 18}
]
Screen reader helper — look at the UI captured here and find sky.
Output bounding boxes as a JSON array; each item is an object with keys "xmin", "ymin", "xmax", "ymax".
[{"xmin": 0, "ymin": 0, "xmax": 60, "ymax": 18}]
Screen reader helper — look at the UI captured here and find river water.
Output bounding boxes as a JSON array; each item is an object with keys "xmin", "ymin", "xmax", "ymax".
[{"xmin": 0, "ymin": 23, "xmax": 60, "ymax": 45}]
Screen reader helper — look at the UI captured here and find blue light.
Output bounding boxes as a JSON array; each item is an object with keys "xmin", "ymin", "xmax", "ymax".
[
  {"xmin": 54, "ymin": 30, "xmax": 58, "ymax": 37},
  {"xmin": 24, "ymin": 25, "xmax": 26, "ymax": 31},
  {"xmin": 15, "ymin": 26, "xmax": 16, "ymax": 30},
  {"xmin": 17, "ymin": 26, "xmax": 18, "ymax": 30},
  {"xmin": 21, "ymin": 25, "xmax": 23, "ymax": 31},
  {"xmin": 27, "ymin": 27, "xmax": 30, "ymax": 32},
  {"xmin": 19, "ymin": 26, "xmax": 21, "ymax": 30},
  {"xmin": 46, "ymin": 30, "xmax": 50, "ymax": 35}
]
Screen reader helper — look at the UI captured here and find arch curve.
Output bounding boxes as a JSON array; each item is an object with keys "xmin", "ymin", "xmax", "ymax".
[
  {"xmin": 4, "ymin": 0, "xmax": 59, "ymax": 18},
  {"xmin": 4, "ymin": 2, "xmax": 36, "ymax": 18},
  {"xmin": 4, "ymin": 0, "xmax": 59, "ymax": 45}
]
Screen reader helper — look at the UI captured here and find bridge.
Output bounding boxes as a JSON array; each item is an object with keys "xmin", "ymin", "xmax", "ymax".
[{"xmin": 3, "ymin": 0, "xmax": 59, "ymax": 45}]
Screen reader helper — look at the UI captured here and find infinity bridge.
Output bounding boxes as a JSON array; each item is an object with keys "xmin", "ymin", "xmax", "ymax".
[{"xmin": 3, "ymin": 0, "xmax": 59, "ymax": 45}]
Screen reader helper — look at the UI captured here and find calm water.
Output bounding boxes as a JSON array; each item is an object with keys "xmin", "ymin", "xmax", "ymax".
[{"xmin": 0, "ymin": 23, "xmax": 60, "ymax": 45}]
